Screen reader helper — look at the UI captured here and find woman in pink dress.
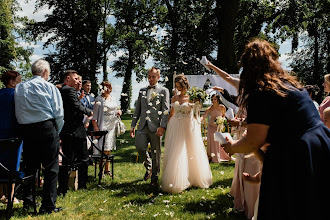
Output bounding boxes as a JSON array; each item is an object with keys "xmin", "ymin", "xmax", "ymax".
[
  {"xmin": 319, "ymin": 74, "xmax": 330, "ymax": 121},
  {"xmin": 201, "ymin": 94, "xmax": 231, "ymax": 162}
]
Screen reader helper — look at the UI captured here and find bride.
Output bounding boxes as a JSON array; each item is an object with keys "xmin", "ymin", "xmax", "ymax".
[{"xmin": 161, "ymin": 74, "xmax": 213, "ymax": 193}]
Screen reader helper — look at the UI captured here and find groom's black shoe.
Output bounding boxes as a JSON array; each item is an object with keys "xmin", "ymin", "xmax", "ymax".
[{"xmin": 144, "ymin": 169, "xmax": 152, "ymax": 181}]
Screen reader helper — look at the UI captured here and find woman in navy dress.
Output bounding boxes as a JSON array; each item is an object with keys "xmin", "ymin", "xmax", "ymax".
[
  {"xmin": 0, "ymin": 70, "xmax": 22, "ymax": 170},
  {"xmin": 0, "ymin": 71, "xmax": 23, "ymax": 202},
  {"xmin": 223, "ymin": 39, "xmax": 330, "ymax": 219}
]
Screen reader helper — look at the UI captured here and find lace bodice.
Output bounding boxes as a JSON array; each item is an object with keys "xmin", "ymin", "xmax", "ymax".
[
  {"xmin": 173, "ymin": 101, "xmax": 192, "ymax": 119},
  {"xmin": 103, "ymin": 97, "xmax": 117, "ymax": 119}
]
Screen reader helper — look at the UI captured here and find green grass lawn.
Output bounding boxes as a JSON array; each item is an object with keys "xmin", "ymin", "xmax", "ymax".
[{"xmin": 1, "ymin": 114, "xmax": 246, "ymax": 220}]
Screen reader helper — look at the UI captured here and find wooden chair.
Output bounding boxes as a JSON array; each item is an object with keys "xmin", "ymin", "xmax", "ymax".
[
  {"xmin": 87, "ymin": 131, "xmax": 114, "ymax": 184},
  {"xmin": 0, "ymin": 138, "xmax": 37, "ymax": 219}
]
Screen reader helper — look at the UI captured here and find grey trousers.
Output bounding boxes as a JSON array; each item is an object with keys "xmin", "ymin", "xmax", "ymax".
[{"xmin": 135, "ymin": 125, "xmax": 161, "ymax": 182}]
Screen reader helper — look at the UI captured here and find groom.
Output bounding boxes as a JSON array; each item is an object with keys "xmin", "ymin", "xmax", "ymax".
[{"xmin": 130, "ymin": 67, "xmax": 170, "ymax": 187}]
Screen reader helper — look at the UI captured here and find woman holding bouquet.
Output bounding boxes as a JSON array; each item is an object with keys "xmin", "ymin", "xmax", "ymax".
[
  {"xmin": 201, "ymin": 94, "xmax": 231, "ymax": 162},
  {"xmin": 161, "ymin": 74, "xmax": 212, "ymax": 194}
]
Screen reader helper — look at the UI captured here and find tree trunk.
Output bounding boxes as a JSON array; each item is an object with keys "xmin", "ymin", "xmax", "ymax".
[
  {"xmin": 215, "ymin": 0, "xmax": 239, "ymax": 74},
  {"xmin": 120, "ymin": 44, "xmax": 134, "ymax": 112},
  {"xmin": 103, "ymin": 0, "xmax": 108, "ymax": 81}
]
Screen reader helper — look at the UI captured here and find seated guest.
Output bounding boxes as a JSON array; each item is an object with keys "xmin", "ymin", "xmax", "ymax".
[
  {"xmin": 0, "ymin": 70, "xmax": 22, "ymax": 204},
  {"xmin": 15, "ymin": 59, "xmax": 64, "ymax": 214},
  {"xmin": 58, "ymin": 70, "xmax": 93, "ymax": 194}
]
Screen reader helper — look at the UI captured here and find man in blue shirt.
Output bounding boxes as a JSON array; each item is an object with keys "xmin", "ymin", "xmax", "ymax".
[
  {"xmin": 15, "ymin": 59, "xmax": 63, "ymax": 214},
  {"xmin": 80, "ymin": 80, "xmax": 95, "ymax": 110}
]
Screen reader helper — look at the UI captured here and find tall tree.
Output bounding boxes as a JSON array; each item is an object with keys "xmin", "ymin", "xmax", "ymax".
[
  {"xmin": 154, "ymin": 0, "xmax": 216, "ymax": 89},
  {"xmin": 264, "ymin": 0, "xmax": 330, "ymax": 102},
  {"xmin": 0, "ymin": 0, "xmax": 32, "ymax": 77},
  {"xmin": 111, "ymin": 0, "xmax": 158, "ymax": 112},
  {"xmin": 28, "ymin": 0, "xmax": 104, "ymax": 90}
]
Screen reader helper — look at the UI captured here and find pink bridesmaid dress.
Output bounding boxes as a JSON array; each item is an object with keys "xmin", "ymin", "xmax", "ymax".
[{"xmin": 207, "ymin": 108, "xmax": 231, "ymax": 163}]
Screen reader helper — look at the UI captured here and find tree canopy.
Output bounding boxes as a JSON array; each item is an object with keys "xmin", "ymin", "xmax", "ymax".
[{"xmin": 18, "ymin": 0, "xmax": 330, "ymax": 108}]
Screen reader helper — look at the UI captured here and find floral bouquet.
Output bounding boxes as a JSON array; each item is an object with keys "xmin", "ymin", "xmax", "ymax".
[
  {"xmin": 215, "ymin": 116, "xmax": 227, "ymax": 133},
  {"xmin": 187, "ymin": 86, "xmax": 208, "ymax": 103}
]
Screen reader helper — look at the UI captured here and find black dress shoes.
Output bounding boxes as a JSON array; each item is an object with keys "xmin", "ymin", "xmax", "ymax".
[
  {"xmin": 39, "ymin": 207, "xmax": 63, "ymax": 214},
  {"xmin": 144, "ymin": 169, "xmax": 152, "ymax": 181}
]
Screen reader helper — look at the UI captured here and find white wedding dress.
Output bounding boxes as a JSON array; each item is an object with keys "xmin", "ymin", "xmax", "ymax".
[{"xmin": 161, "ymin": 102, "xmax": 213, "ymax": 193}]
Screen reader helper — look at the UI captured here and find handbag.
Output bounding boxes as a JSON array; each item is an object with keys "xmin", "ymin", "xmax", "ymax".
[{"xmin": 116, "ymin": 117, "xmax": 126, "ymax": 137}]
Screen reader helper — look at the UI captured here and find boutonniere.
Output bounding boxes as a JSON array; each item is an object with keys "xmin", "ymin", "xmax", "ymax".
[{"xmin": 151, "ymin": 91, "xmax": 159, "ymax": 100}]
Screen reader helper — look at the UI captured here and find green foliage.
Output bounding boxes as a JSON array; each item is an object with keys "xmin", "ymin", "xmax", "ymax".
[
  {"xmin": 0, "ymin": 0, "xmax": 32, "ymax": 76},
  {"xmin": 111, "ymin": 0, "xmax": 160, "ymax": 112},
  {"xmin": 264, "ymin": 0, "xmax": 330, "ymax": 102},
  {"xmin": 27, "ymin": 0, "xmax": 105, "ymax": 86}
]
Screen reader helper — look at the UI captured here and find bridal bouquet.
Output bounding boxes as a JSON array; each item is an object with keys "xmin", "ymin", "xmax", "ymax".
[
  {"xmin": 215, "ymin": 116, "xmax": 227, "ymax": 132},
  {"xmin": 187, "ymin": 86, "xmax": 208, "ymax": 103}
]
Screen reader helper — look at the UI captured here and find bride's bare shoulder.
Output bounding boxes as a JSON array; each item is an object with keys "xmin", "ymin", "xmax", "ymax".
[{"xmin": 171, "ymin": 95, "xmax": 178, "ymax": 103}]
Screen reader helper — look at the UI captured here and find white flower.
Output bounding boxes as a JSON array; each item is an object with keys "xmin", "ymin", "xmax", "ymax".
[
  {"xmin": 153, "ymin": 213, "xmax": 159, "ymax": 217},
  {"xmin": 142, "ymin": 91, "xmax": 146, "ymax": 96},
  {"xmin": 104, "ymin": 86, "xmax": 108, "ymax": 91},
  {"xmin": 164, "ymin": 76, "xmax": 169, "ymax": 82},
  {"xmin": 146, "ymin": 110, "xmax": 151, "ymax": 114},
  {"xmin": 174, "ymin": 101, "xmax": 180, "ymax": 107},
  {"xmin": 151, "ymin": 92, "xmax": 158, "ymax": 100},
  {"xmin": 96, "ymin": 101, "xmax": 101, "ymax": 106},
  {"xmin": 169, "ymin": 184, "xmax": 173, "ymax": 188},
  {"xmin": 163, "ymin": 200, "xmax": 170, "ymax": 203},
  {"xmin": 156, "ymin": 100, "xmax": 160, "ymax": 105},
  {"xmin": 220, "ymin": 171, "xmax": 224, "ymax": 175},
  {"xmin": 177, "ymin": 91, "xmax": 181, "ymax": 95},
  {"xmin": 148, "ymin": 102, "xmax": 153, "ymax": 106},
  {"xmin": 90, "ymin": 93, "xmax": 95, "ymax": 97},
  {"xmin": 103, "ymin": 107, "xmax": 108, "ymax": 111},
  {"xmin": 158, "ymin": 111, "xmax": 162, "ymax": 115},
  {"xmin": 163, "ymin": 110, "xmax": 169, "ymax": 115},
  {"xmin": 91, "ymin": 102, "xmax": 95, "ymax": 105},
  {"xmin": 99, "ymin": 85, "xmax": 103, "ymax": 89},
  {"xmin": 121, "ymin": 93, "xmax": 128, "ymax": 96},
  {"xmin": 145, "ymin": 116, "xmax": 151, "ymax": 121},
  {"xmin": 211, "ymin": 153, "xmax": 215, "ymax": 157}
]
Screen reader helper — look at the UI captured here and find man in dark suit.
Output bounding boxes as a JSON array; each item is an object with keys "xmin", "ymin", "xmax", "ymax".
[{"xmin": 58, "ymin": 70, "xmax": 93, "ymax": 195}]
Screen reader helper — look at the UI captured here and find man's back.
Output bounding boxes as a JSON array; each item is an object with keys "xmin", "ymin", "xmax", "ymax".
[{"xmin": 15, "ymin": 75, "xmax": 64, "ymax": 130}]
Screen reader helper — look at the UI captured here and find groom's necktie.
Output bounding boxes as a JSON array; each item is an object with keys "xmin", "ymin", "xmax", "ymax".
[{"xmin": 147, "ymin": 85, "xmax": 156, "ymax": 89}]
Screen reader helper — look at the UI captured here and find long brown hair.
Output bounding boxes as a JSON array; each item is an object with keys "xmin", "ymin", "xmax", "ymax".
[{"xmin": 238, "ymin": 39, "xmax": 302, "ymax": 109}]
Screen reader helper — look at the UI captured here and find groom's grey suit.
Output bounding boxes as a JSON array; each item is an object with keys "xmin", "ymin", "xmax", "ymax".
[{"xmin": 131, "ymin": 84, "xmax": 170, "ymax": 182}]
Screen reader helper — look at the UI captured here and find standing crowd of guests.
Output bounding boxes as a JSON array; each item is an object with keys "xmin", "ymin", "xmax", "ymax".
[{"xmin": 0, "ymin": 59, "xmax": 121, "ymax": 214}]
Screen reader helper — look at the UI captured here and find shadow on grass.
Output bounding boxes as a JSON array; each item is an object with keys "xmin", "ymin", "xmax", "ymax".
[{"xmin": 183, "ymin": 193, "xmax": 246, "ymax": 220}]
